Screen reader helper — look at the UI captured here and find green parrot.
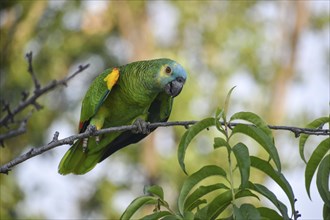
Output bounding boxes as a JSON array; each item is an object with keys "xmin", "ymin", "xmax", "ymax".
[{"xmin": 58, "ymin": 58, "xmax": 187, "ymax": 175}]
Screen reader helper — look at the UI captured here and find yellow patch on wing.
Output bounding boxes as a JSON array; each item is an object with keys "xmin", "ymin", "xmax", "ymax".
[{"xmin": 104, "ymin": 68, "xmax": 120, "ymax": 90}]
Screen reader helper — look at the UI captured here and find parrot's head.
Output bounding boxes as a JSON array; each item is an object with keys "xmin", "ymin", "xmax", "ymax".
[{"xmin": 156, "ymin": 59, "xmax": 187, "ymax": 97}]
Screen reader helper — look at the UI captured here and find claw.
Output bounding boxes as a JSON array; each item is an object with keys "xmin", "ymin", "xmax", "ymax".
[
  {"xmin": 87, "ymin": 124, "xmax": 97, "ymax": 133},
  {"xmin": 83, "ymin": 138, "xmax": 88, "ymax": 153},
  {"xmin": 82, "ymin": 125, "xmax": 101, "ymax": 152},
  {"xmin": 133, "ymin": 118, "xmax": 150, "ymax": 134}
]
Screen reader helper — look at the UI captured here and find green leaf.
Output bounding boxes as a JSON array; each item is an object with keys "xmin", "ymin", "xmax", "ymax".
[
  {"xmin": 196, "ymin": 189, "xmax": 232, "ymax": 220},
  {"xmin": 299, "ymin": 116, "xmax": 329, "ymax": 163},
  {"xmin": 250, "ymin": 156, "xmax": 295, "ymax": 216},
  {"xmin": 162, "ymin": 215, "xmax": 182, "ymax": 220},
  {"xmin": 233, "ymin": 205, "xmax": 244, "ymax": 220},
  {"xmin": 184, "ymin": 183, "xmax": 229, "ymax": 211},
  {"xmin": 178, "ymin": 165, "xmax": 227, "ymax": 215},
  {"xmin": 233, "ymin": 204, "xmax": 261, "ymax": 220},
  {"xmin": 215, "ymin": 109, "xmax": 226, "ymax": 135},
  {"xmin": 232, "ymin": 124, "xmax": 281, "ymax": 171},
  {"xmin": 178, "ymin": 117, "xmax": 215, "ymax": 174},
  {"xmin": 185, "ymin": 199, "xmax": 207, "ymax": 212},
  {"xmin": 316, "ymin": 154, "xmax": 330, "ymax": 205},
  {"xmin": 232, "ymin": 142, "xmax": 250, "ymax": 189},
  {"xmin": 235, "ymin": 188, "xmax": 260, "ymax": 200},
  {"xmin": 223, "ymin": 86, "xmax": 236, "ymax": 121},
  {"xmin": 144, "ymin": 185, "xmax": 164, "ymax": 200},
  {"xmin": 215, "ymin": 107, "xmax": 224, "ymax": 120},
  {"xmin": 230, "ymin": 111, "xmax": 273, "ymax": 141},
  {"xmin": 213, "ymin": 137, "xmax": 230, "ymax": 150},
  {"xmin": 120, "ymin": 196, "xmax": 158, "ymax": 220},
  {"xmin": 305, "ymin": 138, "xmax": 330, "ymax": 199},
  {"xmin": 194, "ymin": 205, "xmax": 208, "ymax": 220},
  {"xmin": 247, "ymin": 182, "xmax": 290, "ymax": 220},
  {"xmin": 217, "ymin": 215, "xmax": 234, "ymax": 220},
  {"xmin": 199, "ymin": 189, "xmax": 259, "ymax": 220},
  {"xmin": 257, "ymin": 207, "xmax": 282, "ymax": 220},
  {"xmin": 141, "ymin": 211, "xmax": 173, "ymax": 220},
  {"xmin": 182, "ymin": 211, "xmax": 194, "ymax": 220},
  {"xmin": 323, "ymin": 203, "xmax": 330, "ymax": 220}
]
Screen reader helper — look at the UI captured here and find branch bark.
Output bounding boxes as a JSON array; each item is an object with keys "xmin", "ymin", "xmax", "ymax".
[{"xmin": 0, "ymin": 120, "xmax": 328, "ymax": 174}]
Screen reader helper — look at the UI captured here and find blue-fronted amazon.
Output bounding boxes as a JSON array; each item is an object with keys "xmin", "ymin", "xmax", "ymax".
[{"xmin": 58, "ymin": 58, "xmax": 187, "ymax": 175}]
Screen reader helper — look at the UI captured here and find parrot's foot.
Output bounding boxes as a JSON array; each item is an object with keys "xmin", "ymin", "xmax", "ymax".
[
  {"xmin": 82, "ymin": 125, "xmax": 100, "ymax": 152},
  {"xmin": 83, "ymin": 138, "xmax": 88, "ymax": 153},
  {"xmin": 87, "ymin": 124, "xmax": 97, "ymax": 133},
  {"xmin": 95, "ymin": 136, "xmax": 100, "ymax": 143},
  {"xmin": 133, "ymin": 118, "xmax": 150, "ymax": 134}
]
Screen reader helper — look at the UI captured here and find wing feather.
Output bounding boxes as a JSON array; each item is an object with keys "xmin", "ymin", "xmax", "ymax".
[
  {"xmin": 99, "ymin": 92, "xmax": 173, "ymax": 161},
  {"xmin": 79, "ymin": 68, "xmax": 119, "ymax": 132}
]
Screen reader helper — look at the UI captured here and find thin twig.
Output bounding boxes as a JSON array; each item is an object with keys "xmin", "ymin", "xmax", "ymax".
[
  {"xmin": 21, "ymin": 91, "xmax": 29, "ymax": 101},
  {"xmin": 0, "ymin": 122, "xmax": 27, "ymax": 142},
  {"xmin": 0, "ymin": 120, "xmax": 328, "ymax": 174},
  {"xmin": 1, "ymin": 100, "xmax": 13, "ymax": 126},
  {"xmin": 63, "ymin": 65, "xmax": 89, "ymax": 85},
  {"xmin": 26, "ymin": 51, "xmax": 41, "ymax": 91},
  {"xmin": 0, "ymin": 110, "xmax": 34, "ymax": 142}
]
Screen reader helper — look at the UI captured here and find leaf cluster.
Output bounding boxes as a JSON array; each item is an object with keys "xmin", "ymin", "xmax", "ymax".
[
  {"xmin": 122, "ymin": 88, "xmax": 329, "ymax": 220},
  {"xmin": 299, "ymin": 117, "xmax": 330, "ymax": 218}
]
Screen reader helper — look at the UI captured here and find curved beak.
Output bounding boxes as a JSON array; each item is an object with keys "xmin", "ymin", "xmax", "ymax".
[{"xmin": 165, "ymin": 77, "xmax": 186, "ymax": 97}]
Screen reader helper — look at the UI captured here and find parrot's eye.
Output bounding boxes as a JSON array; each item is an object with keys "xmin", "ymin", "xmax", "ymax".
[{"xmin": 165, "ymin": 66, "xmax": 172, "ymax": 75}]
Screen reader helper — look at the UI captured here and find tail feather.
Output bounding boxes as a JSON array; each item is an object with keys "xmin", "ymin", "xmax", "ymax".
[{"xmin": 58, "ymin": 140, "xmax": 102, "ymax": 175}]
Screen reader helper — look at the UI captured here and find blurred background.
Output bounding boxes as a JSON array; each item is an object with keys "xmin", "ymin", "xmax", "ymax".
[{"xmin": 0, "ymin": 1, "xmax": 329, "ymax": 219}]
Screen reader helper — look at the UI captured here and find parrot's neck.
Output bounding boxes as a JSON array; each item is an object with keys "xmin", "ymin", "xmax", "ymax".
[{"xmin": 103, "ymin": 85, "xmax": 156, "ymax": 127}]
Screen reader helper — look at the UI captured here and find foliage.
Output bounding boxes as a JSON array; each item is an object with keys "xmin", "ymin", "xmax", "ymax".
[
  {"xmin": 122, "ymin": 89, "xmax": 329, "ymax": 220},
  {"xmin": 299, "ymin": 117, "xmax": 330, "ymax": 219}
]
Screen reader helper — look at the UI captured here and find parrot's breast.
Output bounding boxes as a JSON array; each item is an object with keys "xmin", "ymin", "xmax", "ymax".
[{"xmin": 102, "ymin": 84, "xmax": 157, "ymax": 127}]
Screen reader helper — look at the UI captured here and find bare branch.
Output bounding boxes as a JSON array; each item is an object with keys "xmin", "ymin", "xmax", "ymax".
[
  {"xmin": 1, "ymin": 100, "xmax": 13, "ymax": 126},
  {"xmin": 0, "ymin": 120, "xmax": 328, "ymax": 174},
  {"xmin": 0, "ymin": 52, "xmax": 90, "ymax": 128},
  {"xmin": 267, "ymin": 124, "xmax": 329, "ymax": 137},
  {"xmin": 0, "ymin": 124, "xmax": 139, "ymax": 174},
  {"xmin": 64, "ymin": 65, "xmax": 90, "ymax": 84}
]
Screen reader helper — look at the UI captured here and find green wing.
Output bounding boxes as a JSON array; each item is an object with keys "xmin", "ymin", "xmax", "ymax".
[
  {"xmin": 79, "ymin": 69, "xmax": 115, "ymax": 132},
  {"xmin": 58, "ymin": 68, "xmax": 119, "ymax": 175},
  {"xmin": 100, "ymin": 92, "xmax": 173, "ymax": 161}
]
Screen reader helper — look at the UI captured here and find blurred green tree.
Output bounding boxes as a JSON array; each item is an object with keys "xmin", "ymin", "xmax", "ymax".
[{"xmin": 0, "ymin": 1, "xmax": 328, "ymax": 219}]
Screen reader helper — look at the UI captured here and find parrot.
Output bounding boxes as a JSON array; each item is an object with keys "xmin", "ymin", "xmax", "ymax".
[{"xmin": 58, "ymin": 58, "xmax": 187, "ymax": 175}]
